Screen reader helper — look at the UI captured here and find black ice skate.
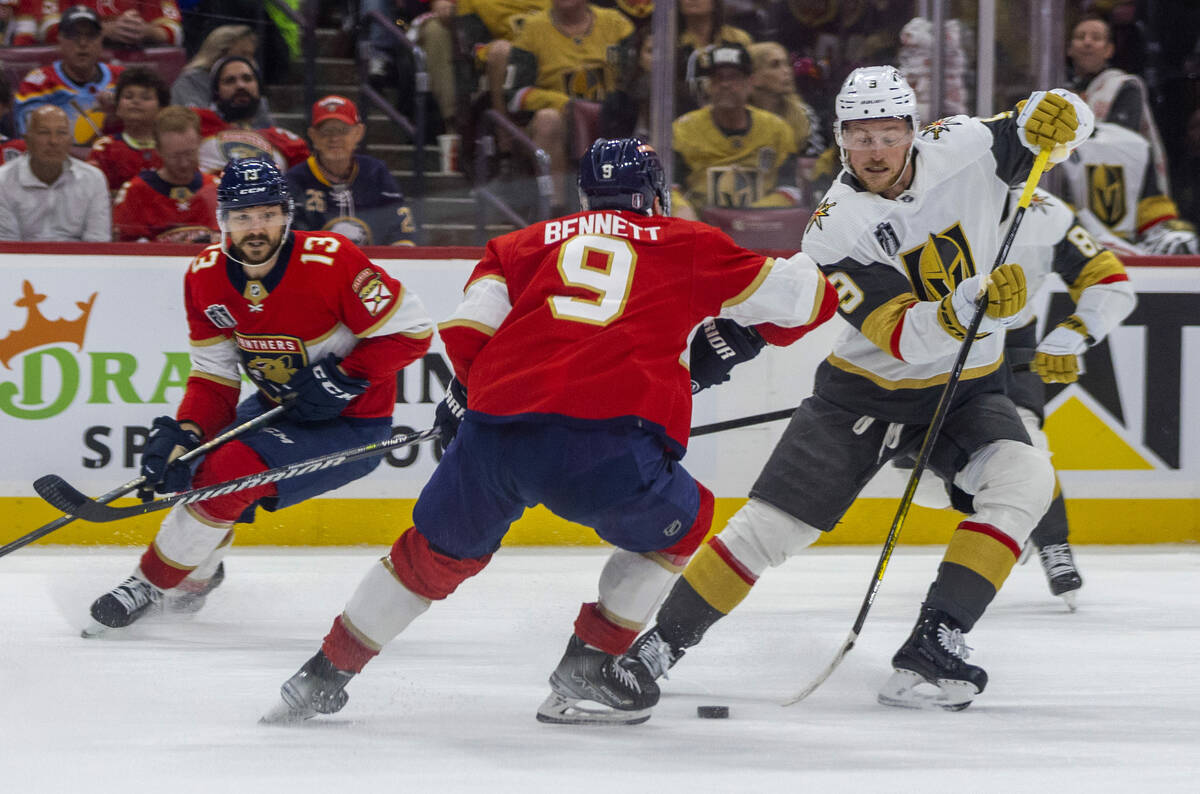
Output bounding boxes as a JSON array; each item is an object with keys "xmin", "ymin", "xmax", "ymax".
[
  {"xmin": 260, "ymin": 651, "xmax": 356, "ymax": 724},
  {"xmin": 1037, "ymin": 542, "xmax": 1083, "ymax": 611},
  {"xmin": 878, "ymin": 608, "xmax": 988, "ymax": 712},
  {"xmin": 164, "ymin": 562, "xmax": 226, "ymax": 615},
  {"xmin": 82, "ymin": 574, "xmax": 164, "ymax": 637},
  {"xmin": 624, "ymin": 626, "xmax": 685, "ymax": 682},
  {"xmin": 536, "ymin": 635, "xmax": 660, "ymax": 725}
]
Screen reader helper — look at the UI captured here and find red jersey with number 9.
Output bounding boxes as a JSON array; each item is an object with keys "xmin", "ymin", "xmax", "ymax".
[{"xmin": 439, "ymin": 210, "xmax": 831, "ymax": 452}]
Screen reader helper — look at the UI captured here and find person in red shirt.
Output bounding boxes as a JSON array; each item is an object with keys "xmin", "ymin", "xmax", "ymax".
[
  {"xmin": 263, "ymin": 138, "xmax": 839, "ymax": 726},
  {"xmin": 194, "ymin": 55, "xmax": 308, "ymax": 173},
  {"xmin": 87, "ymin": 66, "xmax": 167, "ymax": 191},
  {"xmin": 112, "ymin": 104, "xmax": 219, "ymax": 241},
  {"xmin": 83, "ymin": 157, "xmax": 435, "ymax": 637}
]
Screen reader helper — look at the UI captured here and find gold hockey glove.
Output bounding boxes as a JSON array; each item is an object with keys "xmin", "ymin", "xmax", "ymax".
[
  {"xmin": 1019, "ymin": 91, "xmax": 1077, "ymax": 151},
  {"xmin": 1031, "ymin": 315, "xmax": 1091, "ymax": 384}
]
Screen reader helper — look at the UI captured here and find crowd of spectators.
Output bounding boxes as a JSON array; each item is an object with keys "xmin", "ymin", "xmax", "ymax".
[{"xmin": 1, "ymin": 1, "xmax": 1199, "ymax": 247}]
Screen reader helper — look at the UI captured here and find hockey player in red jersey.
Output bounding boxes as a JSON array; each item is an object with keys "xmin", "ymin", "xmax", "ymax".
[
  {"xmin": 82, "ymin": 157, "xmax": 435, "ymax": 637},
  {"xmin": 263, "ymin": 137, "xmax": 838, "ymax": 726}
]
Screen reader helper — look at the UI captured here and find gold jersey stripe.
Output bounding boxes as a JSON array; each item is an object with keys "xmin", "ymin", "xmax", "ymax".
[
  {"xmin": 1068, "ymin": 250, "xmax": 1127, "ymax": 303},
  {"xmin": 721, "ymin": 257, "xmax": 775, "ymax": 309},
  {"xmin": 825, "ymin": 352, "xmax": 1002, "ymax": 390},
  {"xmin": 861, "ymin": 292, "xmax": 919, "ymax": 350}
]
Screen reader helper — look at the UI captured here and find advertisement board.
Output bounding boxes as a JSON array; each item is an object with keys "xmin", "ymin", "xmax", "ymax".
[{"xmin": 1, "ymin": 244, "xmax": 1196, "ymax": 546}]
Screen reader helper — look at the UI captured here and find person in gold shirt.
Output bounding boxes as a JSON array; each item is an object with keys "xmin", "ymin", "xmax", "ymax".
[
  {"xmin": 507, "ymin": 0, "xmax": 635, "ymax": 209},
  {"xmin": 672, "ymin": 43, "xmax": 800, "ymax": 219}
]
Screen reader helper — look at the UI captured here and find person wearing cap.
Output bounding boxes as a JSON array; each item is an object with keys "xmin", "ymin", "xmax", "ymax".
[
  {"xmin": 285, "ymin": 95, "xmax": 415, "ymax": 246},
  {"xmin": 13, "ymin": 6, "xmax": 123, "ymax": 146},
  {"xmin": 670, "ymin": 42, "xmax": 800, "ymax": 219},
  {"xmin": 191, "ymin": 55, "xmax": 309, "ymax": 174}
]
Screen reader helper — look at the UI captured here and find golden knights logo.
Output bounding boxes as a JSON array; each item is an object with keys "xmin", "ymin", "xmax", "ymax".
[
  {"xmin": 1086, "ymin": 164, "xmax": 1127, "ymax": 227},
  {"xmin": 920, "ymin": 118, "xmax": 962, "ymax": 140},
  {"xmin": 706, "ymin": 166, "xmax": 761, "ymax": 208},
  {"xmin": 564, "ymin": 67, "xmax": 608, "ymax": 101},
  {"xmin": 900, "ymin": 223, "xmax": 978, "ymax": 300},
  {"xmin": 807, "ymin": 200, "xmax": 835, "ymax": 233}
]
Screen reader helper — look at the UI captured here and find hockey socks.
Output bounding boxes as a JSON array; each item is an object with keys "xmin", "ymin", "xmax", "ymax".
[
  {"xmin": 926, "ymin": 521, "xmax": 1021, "ymax": 630},
  {"xmin": 654, "ymin": 538, "xmax": 753, "ymax": 651}
]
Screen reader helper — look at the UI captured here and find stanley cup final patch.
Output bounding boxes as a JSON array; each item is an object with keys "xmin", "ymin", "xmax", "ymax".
[
  {"xmin": 351, "ymin": 268, "xmax": 395, "ymax": 316},
  {"xmin": 874, "ymin": 222, "xmax": 901, "ymax": 256}
]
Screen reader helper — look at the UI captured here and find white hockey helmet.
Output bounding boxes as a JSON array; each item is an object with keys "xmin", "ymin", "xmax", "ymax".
[{"xmin": 833, "ymin": 66, "xmax": 920, "ymax": 167}]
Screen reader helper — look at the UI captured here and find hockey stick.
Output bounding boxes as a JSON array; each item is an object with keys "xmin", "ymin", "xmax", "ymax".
[
  {"xmin": 31, "ymin": 405, "xmax": 794, "ymax": 525},
  {"xmin": 783, "ymin": 149, "xmax": 1053, "ymax": 706},
  {"xmin": 690, "ymin": 407, "xmax": 795, "ymax": 437},
  {"xmin": 34, "ymin": 426, "xmax": 441, "ymax": 523},
  {"xmin": 0, "ymin": 405, "xmax": 287, "ymax": 558}
]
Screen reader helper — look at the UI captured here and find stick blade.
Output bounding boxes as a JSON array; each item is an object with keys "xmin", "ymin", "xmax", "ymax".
[
  {"xmin": 781, "ymin": 631, "xmax": 858, "ymax": 707},
  {"xmin": 33, "ymin": 475, "xmax": 91, "ymax": 516}
]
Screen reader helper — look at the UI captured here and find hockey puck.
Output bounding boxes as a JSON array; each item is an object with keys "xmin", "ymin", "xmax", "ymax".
[{"xmin": 697, "ymin": 705, "xmax": 729, "ymax": 719}]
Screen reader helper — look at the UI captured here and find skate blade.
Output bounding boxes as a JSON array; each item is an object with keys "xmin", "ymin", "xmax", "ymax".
[
  {"xmin": 259, "ymin": 697, "xmax": 317, "ymax": 725},
  {"xmin": 877, "ymin": 669, "xmax": 978, "ymax": 712},
  {"xmin": 535, "ymin": 692, "xmax": 650, "ymax": 726},
  {"xmin": 81, "ymin": 620, "xmax": 113, "ymax": 638},
  {"xmin": 1059, "ymin": 590, "xmax": 1078, "ymax": 612}
]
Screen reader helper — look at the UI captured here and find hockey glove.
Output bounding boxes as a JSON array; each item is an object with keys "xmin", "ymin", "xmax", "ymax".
[
  {"xmin": 139, "ymin": 416, "xmax": 202, "ymax": 499},
  {"xmin": 939, "ymin": 264, "xmax": 1027, "ymax": 340},
  {"xmin": 282, "ymin": 355, "xmax": 369, "ymax": 423},
  {"xmin": 689, "ymin": 318, "xmax": 766, "ymax": 393},
  {"xmin": 1016, "ymin": 89, "xmax": 1092, "ymax": 163},
  {"xmin": 435, "ymin": 378, "xmax": 467, "ymax": 445},
  {"xmin": 1141, "ymin": 219, "xmax": 1200, "ymax": 256},
  {"xmin": 1032, "ymin": 315, "xmax": 1091, "ymax": 384}
]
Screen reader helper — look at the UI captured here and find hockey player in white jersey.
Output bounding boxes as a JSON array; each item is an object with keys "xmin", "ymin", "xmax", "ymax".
[
  {"xmin": 1059, "ymin": 120, "xmax": 1200, "ymax": 256},
  {"xmin": 620, "ymin": 66, "xmax": 1095, "ymax": 712}
]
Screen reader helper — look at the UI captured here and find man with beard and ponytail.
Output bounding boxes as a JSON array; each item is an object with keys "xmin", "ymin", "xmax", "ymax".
[
  {"xmin": 80, "ymin": 157, "xmax": 434, "ymax": 638},
  {"xmin": 192, "ymin": 55, "xmax": 308, "ymax": 174},
  {"xmin": 620, "ymin": 67, "xmax": 1096, "ymax": 713}
]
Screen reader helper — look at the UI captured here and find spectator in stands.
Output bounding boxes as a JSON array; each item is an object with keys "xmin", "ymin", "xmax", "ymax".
[
  {"xmin": 13, "ymin": 6, "xmax": 122, "ymax": 146},
  {"xmin": 0, "ymin": 71, "xmax": 25, "ymax": 162},
  {"xmin": 671, "ymin": 42, "xmax": 799, "ymax": 219},
  {"xmin": 194, "ymin": 55, "xmax": 308, "ymax": 173},
  {"xmin": 748, "ymin": 40, "xmax": 818, "ymax": 156},
  {"xmin": 507, "ymin": 0, "xmax": 635, "ymax": 211},
  {"xmin": 456, "ymin": 0, "xmax": 549, "ymax": 145},
  {"xmin": 0, "ymin": 104, "xmax": 111, "ymax": 241},
  {"xmin": 676, "ymin": 0, "xmax": 754, "ymax": 115},
  {"xmin": 112, "ymin": 104, "xmax": 218, "ymax": 242},
  {"xmin": 5, "ymin": 0, "xmax": 55, "ymax": 45},
  {"xmin": 170, "ymin": 23, "xmax": 274, "ymax": 127},
  {"xmin": 286, "ymin": 94, "xmax": 415, "ymax": 246},
  {"xmin": 89, "ymin": 1, "xmax": 184, "ymax": 49},
  {"xmin": 1067, "ymin": 12, "xmax": 1169, "ymax": 191},
  {"xmin": 180, "ymin": 1, "xmax": 292, "ymax": 84},
  {"xmin": 88, "ymin": 67, "xmax": 168, "ymax": 192}
]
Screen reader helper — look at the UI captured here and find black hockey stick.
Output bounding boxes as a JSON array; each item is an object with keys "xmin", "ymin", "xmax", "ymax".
[
  {"xmin": 690, "ymin": 407, "xmax": 795, "ymax": 437},
  {"xmin": 0, "ymin": 405, "xmax": 287, "ymax": 558},
  {"xmin": 34, "ymin": 426, "xmax": 441, "ymax": 523},
  {"xmin": 784, "ymin": 149, "xmax": 1053, "ymax": 705},
  {"xmin": 31, "ymin": 404, "xmax": 794, "ymax": 526}
]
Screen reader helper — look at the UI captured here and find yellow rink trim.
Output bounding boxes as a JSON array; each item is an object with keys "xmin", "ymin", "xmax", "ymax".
[{"xmin": 6, "ymin": 497, "xmax": 1200, "ymax": 548}]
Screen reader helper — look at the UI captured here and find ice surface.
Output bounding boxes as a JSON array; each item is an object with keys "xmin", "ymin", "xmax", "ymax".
[{"xmin": 3, "ymin": 545, "xmax": 1198, "ymax": 792}]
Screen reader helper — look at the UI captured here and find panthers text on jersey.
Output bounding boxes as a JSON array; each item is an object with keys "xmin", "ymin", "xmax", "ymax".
[
  {"xmin": 801, "ymin": 111, "xmax": 1041, "ymax": 424},
  {"xmin": 438, "ymin": 209, "xmax": 834, "ymax": 453},
  {"xmin": 177, "ymin": 230, "xmax": 434, "ymax": 436}
]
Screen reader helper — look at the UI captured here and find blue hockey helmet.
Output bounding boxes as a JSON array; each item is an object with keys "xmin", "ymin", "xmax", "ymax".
[
  {"xmin": 578, "ymin": 137, "xmax": 669, "ymax": 216},
  {"xmin": 217, "ymin": 156, "xmax": 293, "ymax": 216}
]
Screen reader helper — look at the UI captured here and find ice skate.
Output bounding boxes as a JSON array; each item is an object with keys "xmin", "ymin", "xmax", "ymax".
[
  {"xmin": 878, "ymin": 608, "xmax": 988, "ymax": 712},
  {"xmin": 624, "ymin": 626, "xmax": 685, "ymax": 682},
  {"xmin": 82, "ymin": 573, "xmax": 164, "ymax": 637},
  {"xmin": 536, "ymin": 635, "xmax": 659, "ymax": 725},
  {"xmin": 1037, "ymin": 542, "xmax": 1083, "ymax": 611},
  {"xmin": 163, "ymin": 562, "xmax": 226, "ymax": 616},
  {"xmin": 260, "ymin": 651, "xmax": 356, "ymax": 724}
]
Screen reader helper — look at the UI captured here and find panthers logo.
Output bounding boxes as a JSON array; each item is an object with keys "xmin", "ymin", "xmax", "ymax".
[{"xmin": 246, "ymin": 354, "xmax": 299, "ymax": 385}]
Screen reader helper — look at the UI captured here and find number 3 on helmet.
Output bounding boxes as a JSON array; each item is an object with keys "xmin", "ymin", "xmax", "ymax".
[{"xmin": 578, "ymin": 138, "xmax": 670, "ymax": 217}]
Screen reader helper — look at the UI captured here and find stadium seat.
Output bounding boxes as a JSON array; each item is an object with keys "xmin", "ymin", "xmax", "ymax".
[{"xmin": 700, "ymin": 206, "xmax": 813, "ymax": 250}]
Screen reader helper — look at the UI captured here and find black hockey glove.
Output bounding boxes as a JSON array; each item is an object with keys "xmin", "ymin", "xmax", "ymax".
[
  {"xmin": 282, "ymin": 355, "xmax": 369, "ymax": 423},
  {"xmin": 139, "ymin": 416, "xmax": 202, "ymax": 500},
  {"xmin": 689, "ymin": 318, "xmax": 766, "ymax": 393},
  {"xmin": 435, "ymin": 378, "xmax": 467, "ymax": 446}
]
